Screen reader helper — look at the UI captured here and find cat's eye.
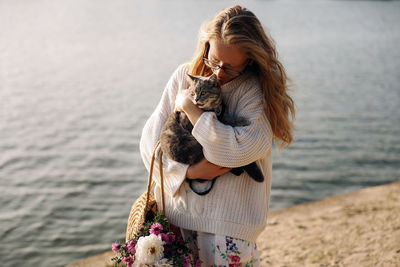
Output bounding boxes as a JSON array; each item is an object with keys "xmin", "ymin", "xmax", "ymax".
[{"xmin": 200, "ymin": 92, "xmax": 205, "ymax": 96}]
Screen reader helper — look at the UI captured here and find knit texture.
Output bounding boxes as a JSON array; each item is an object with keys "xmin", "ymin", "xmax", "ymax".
[{"xmin": 139, "ymin": 64, "xmax": 273, "ymax": 242}]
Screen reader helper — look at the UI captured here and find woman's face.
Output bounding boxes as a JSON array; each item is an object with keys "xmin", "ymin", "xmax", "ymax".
[{"xmin": 207, "ymin": 39, "xmax": 248, "ymax": 85}]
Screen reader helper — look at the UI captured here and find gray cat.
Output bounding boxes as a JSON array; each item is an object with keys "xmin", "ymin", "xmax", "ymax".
[{"xmin": 160, "ymin": 74, "xmax": 264, "ymax": 195}]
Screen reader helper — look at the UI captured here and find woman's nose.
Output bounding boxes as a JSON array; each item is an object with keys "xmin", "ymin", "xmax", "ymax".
[{"xmin": 215, "ymin": 68, "xmax": 225, "ymax": 79}]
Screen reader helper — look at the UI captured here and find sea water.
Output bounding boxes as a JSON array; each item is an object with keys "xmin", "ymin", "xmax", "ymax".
[{"xmin": 0, "ymin": 0, "xmax": 399, "ymax": 266}]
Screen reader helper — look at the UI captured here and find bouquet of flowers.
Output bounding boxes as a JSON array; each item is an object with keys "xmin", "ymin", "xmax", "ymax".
[{"xmin": 111, "ymin": 213, "xmax": 201, "ymax": 267}]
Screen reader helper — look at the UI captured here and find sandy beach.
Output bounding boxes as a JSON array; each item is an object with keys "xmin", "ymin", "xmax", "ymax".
[{"xmin": 67, "ymin": 181, "xmax": 400, "ymax": 267}]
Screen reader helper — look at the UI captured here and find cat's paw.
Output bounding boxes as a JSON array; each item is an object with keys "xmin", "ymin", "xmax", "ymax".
[{"xmin": 230, "ymin": 168, "xmax": 244, "ymax": 176}]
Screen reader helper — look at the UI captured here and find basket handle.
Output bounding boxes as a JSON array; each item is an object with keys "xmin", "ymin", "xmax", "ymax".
[{"xmin": 146, "ymin": 141, "xmax": 166, "ymax": 215}]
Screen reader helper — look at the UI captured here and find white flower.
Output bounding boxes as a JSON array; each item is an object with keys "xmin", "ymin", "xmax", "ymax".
[
  {"xmin": 135, "ymin": 234, "xmax": 165, "ymax": 264},
  {"xmin": 155, "ymin": 258, "xmax": 173, "ymax": 267}
]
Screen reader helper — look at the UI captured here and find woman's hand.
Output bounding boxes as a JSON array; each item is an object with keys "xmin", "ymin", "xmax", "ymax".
[
  {"xmin": 186, "ymin": 158, "xmax": 231, "ymax": 180},
  {"xmin": 175, "ymin": 92, "xmax": 203, "ymax": 126}
]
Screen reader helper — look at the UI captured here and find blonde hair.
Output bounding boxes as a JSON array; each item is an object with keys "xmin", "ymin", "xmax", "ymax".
[{"xmin": 189, "ymin": 5, "xmax": 295, "ymax": 148}]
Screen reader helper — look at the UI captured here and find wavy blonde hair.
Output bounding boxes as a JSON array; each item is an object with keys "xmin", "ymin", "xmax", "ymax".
[{"xmin": 189, "ymin": 5, "xmax": 295, "ymax": 148}]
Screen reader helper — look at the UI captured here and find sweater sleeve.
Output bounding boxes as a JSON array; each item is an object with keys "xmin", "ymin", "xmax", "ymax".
[
  {"xmin": 191, "ymin": 79, "xmax": 272, "ymax": 168},
  {"xmin": 139, "ymin": 65, "xmax": 189, "ymax": 196}
]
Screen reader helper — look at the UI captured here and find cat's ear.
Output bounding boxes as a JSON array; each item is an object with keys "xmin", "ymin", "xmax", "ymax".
[
  {"xmin": 209, "ymin": 74, "xmax": 218, "ymax": 84},
  {"xmin": 187, "ymin": 73, "xmax": 200, "ymax": 82}
]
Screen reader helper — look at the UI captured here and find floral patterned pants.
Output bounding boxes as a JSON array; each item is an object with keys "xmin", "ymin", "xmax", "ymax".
[{"xmin": 180, "ymin": 229, "xmax": 260, "ymax": 267}]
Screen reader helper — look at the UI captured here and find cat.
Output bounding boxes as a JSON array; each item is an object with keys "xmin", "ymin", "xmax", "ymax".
[{"xmin": 160, "ymin": 73, "xmax": 264, "ymax": 195}]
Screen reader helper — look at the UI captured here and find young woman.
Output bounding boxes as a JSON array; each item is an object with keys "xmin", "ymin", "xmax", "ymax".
[{"xmin": 139, "ymin": 5, "xmax": 295, "ymax": 266}]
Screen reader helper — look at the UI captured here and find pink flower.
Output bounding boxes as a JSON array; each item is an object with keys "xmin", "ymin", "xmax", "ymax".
[
  {"xmin": 194, "ymin": 259, "xmax": 203, "ymax": 267},
  {"xmin": 228, "ymin": 255, "xmax": 241, "ymax": 267},
  {"xmin": 183, "ymin": 255, "xmax": 191, "ymax": 267},
  {"xmin": 149, "ymin": 222, "xmax": 163, "ymax": 235},
  {"xmin": 161, "ymin": 232, "xmax": 176, "ymax": 245},
  {"xmin": 122, "ymin": 256, "xmax": 134, "ymax": 267},
  {"xmin": 160, "ymin": 233, "xmax": 168, "ymax": 243},
  {"xmin": 127, "ymin": 239, "xmax": 137, "ymax": 255},
  {"xmin": 111, "ymin": 243, "xmax": 120, "ymax": 254}
]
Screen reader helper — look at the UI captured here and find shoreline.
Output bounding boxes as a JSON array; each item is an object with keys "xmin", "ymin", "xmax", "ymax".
[{"xmin": 66, "ymin": 181, "xmax": 400, "ymax": 266}]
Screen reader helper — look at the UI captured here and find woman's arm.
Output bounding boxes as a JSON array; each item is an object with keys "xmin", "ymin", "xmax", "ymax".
[
  {"xmin": 189, "ymin": 79, "xmax": 273, "ymax": 168},
  {"xmin": 186, "ymin": 158, "xmax": 231, "ymax": 180}
]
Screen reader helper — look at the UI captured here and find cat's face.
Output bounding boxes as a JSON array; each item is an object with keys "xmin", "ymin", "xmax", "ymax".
[{"xmin": 187, "ymin": 74, "xmax": 222, "ymax": 111}]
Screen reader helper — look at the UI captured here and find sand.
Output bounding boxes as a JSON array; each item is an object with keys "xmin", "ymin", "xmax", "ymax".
[
  {"xmin": 66, "ymin": 181, "xmax": 400, "ymax": 267},
  {"xmin": 258, "ymin": 181, "xmax": 400, "ymax": 266}
]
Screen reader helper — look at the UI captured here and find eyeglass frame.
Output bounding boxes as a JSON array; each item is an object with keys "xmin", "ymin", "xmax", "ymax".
[{"xmin": 202, "ymin": 43, "xmax": 249, "ymax": 77}]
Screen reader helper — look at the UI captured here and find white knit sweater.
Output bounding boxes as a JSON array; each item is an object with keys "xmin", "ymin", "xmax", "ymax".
[{"xmin": 139, "ymin": 64, "xmax": 273, "ymax": 242}]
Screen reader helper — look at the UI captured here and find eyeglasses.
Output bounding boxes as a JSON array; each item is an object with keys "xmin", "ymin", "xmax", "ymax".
[{"xmin": 202, "ymin": 45, "xmax": 248, "ymax": 77}]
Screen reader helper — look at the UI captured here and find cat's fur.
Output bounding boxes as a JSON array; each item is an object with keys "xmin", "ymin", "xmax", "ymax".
[{"xmin": 160, "ymin": 74, "xmax": 264, "ymax": 194}]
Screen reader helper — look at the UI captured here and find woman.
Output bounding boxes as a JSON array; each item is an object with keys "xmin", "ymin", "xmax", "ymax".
[{"xmin": 140, "ymin": 5, "xmax": 295, "ymax": 266}]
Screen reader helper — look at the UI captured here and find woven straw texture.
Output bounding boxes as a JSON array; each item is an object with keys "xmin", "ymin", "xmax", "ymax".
[
  {"xmin": 125, "ymin": 189, "xmax": 157, "ymax": 242},
  {"xmin": 125, "ymin": 141, "xmax": 164, "ymax": 242}
]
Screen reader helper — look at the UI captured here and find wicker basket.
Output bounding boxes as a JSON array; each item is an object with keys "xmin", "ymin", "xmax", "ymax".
[{"xmin": 125, "ymin": 142, "xmax": 165, "ymax": 242}]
